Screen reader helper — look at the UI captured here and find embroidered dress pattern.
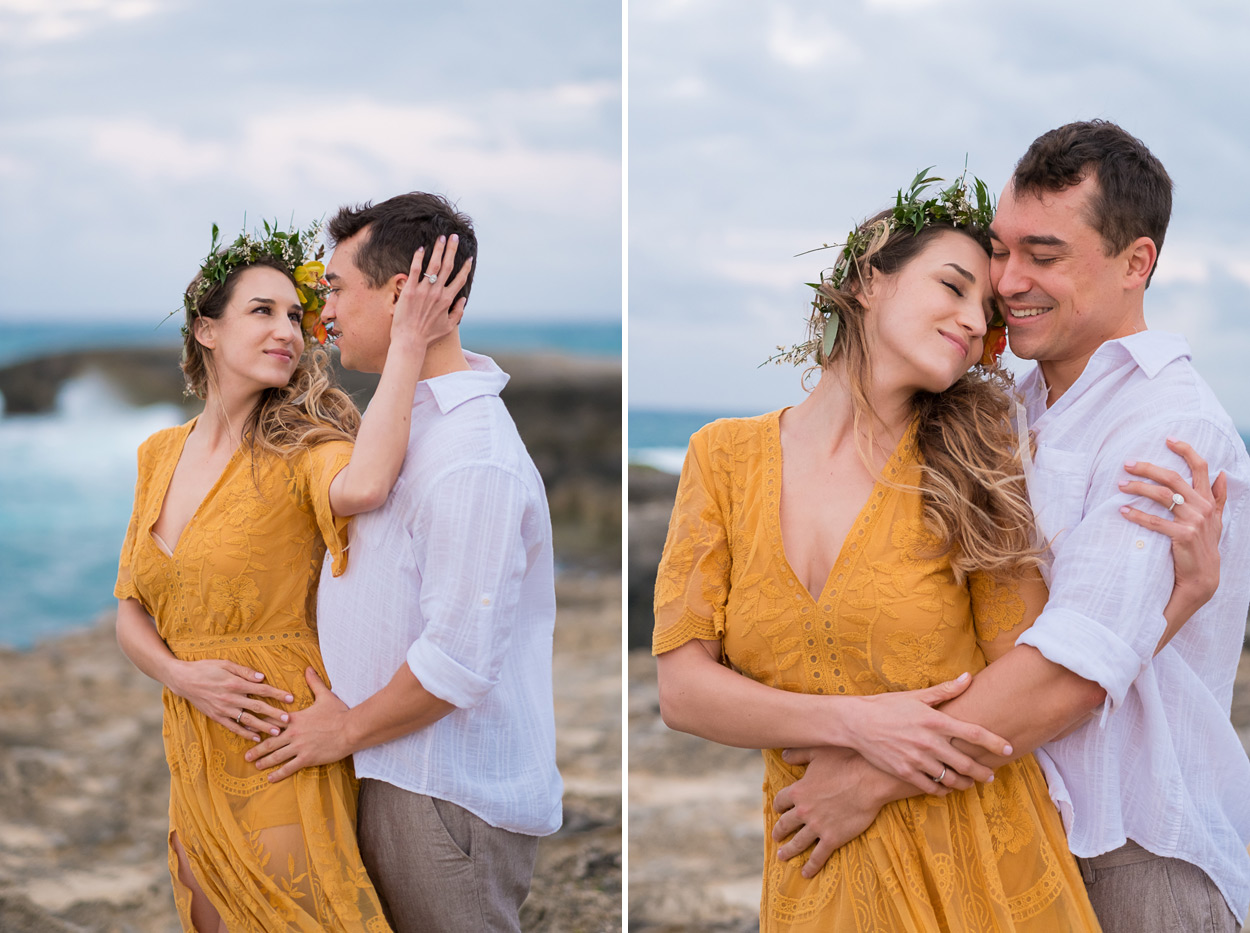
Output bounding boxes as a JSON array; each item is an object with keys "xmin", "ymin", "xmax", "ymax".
[
  {"xmin": 653, "ymin": 411, "xmax": 1101, "ymax": 932},
  {"xmin": 115, "ymin": 420, "xmax": 390, "ymax": 932}
]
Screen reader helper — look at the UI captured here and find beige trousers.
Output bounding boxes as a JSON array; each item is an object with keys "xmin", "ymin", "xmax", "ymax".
[
  {"xmin": 357, "ymin": 778, "xmax": 539, "ymax": 933},
  {"xmin": 1078, "ymin": 839, "xmax": 1241, "ymax": 933}
]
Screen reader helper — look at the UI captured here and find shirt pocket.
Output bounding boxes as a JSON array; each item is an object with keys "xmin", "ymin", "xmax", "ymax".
[{"xmin": 1030, "ymin": 446, "xmax": 1091, "ymax": 562}]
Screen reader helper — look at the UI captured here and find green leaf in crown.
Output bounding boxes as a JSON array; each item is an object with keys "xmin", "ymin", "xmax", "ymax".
[{"xmin": 169, "ymin": 218, "xmax": 331, "ymax": 345}]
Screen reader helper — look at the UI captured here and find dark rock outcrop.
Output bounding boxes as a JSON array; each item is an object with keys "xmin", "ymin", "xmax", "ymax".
[
  {"xmin": 627, "ymin": 466, "xmax": 679, "ymax": 650},
  {"xmin": 0, "ymin": 347, "xmax": 621, "ymax": 569}
]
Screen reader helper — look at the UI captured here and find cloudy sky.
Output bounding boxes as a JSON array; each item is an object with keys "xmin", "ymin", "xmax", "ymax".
[
  {"xmin": 628, "ymin": 0, "xmax": 1250, "ymax": 430},
  {"xmin": 0, "ymin": 0, "xmax": 621, "ymax": 322}
]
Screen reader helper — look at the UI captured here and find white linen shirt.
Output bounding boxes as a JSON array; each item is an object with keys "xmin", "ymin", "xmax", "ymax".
[
  {"xmin": 1012, "ymin": 331, "xmax": 1250, "ymax": 919},
  {"xmin": 317, "ymin": 351, "xmax": 562, "ymax": 836}
]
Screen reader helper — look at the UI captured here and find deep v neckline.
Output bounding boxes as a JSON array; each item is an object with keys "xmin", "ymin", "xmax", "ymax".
[
  {"xmin": 148, "ymin": 418, "xmax": 245, "ymax": 559},
  {"xmin": 768, "ymin": 410, "xmax": 916, "ymax": 606}
]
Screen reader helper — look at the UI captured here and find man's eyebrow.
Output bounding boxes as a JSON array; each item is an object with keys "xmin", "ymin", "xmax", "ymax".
[
  {"xmin": 987, "ymin": 226, "xmax": 1067, "ymax": 249},
  {"xmin": 324, "ymin": 272, "xmax": 341, "ymax": 283},
  {"xmin": 945, "ymin": 263, "xmax": 975, "ymax": 283}
]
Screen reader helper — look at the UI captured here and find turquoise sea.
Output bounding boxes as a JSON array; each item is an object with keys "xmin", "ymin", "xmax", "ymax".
[
  {"xmin": 628, "ymin": 408, "xmax": 749, "ymax": 474},
  {"xmin": 0, "ymin": 319, "xmax": 619, "ymax": 649}
]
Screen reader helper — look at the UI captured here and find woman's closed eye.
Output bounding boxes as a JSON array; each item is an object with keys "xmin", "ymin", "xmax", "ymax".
[{"xmin": 942, "ymin": 280, "xmax": 964, "ymax": 298}]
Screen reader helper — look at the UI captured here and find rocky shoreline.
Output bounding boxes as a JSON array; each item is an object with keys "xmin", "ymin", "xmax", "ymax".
[{"xmin": 0, "ymin": 573, "xmax": 622, "ymax": 933}]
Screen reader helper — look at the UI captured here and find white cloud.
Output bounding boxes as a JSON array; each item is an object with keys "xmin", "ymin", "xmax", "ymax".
[
  {"xmin": 549, "ymin": 80, "xmax": 620, "ymax": 110},
  {"xmin": 26, "ymin": 87, "xmax": 618, "ymax": 219},
  {"xmin": 662, "ymin": 75, "xmax": 709, "ymax": 100},
  {"xmin": 0, "ymin": 151, "xmax": 27, "ymax": 178},
  {"xmin": 632, "ymin": 0, "xmax": 716, "ymax": 24},
  {"xmin": 88, "ymin": 118, "xmax": 226, "ymax": 181},
  {"xmin": 0, "ymin": 0, "xmax": 164, "ymax": 44},
  {"xmin": 767, "ymin": 6, "xmax": 857, "ymax": 70},
  {"xmin": 1227, "ymin": 261, "xmax": 1250, "ymax": 291},
  {"xmin": 866, "ymin": 0, "xmax": 954, "ymax": 9}
]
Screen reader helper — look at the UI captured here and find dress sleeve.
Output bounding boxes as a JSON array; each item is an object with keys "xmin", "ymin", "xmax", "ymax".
[
  {"xmin": 652, "ymin": 428, "xmax": 732, "ymax": 655},
  {"xmin": 969, "ymin": 567, "xmax": 1048, "ymax": 665},
  {"xmin": 298, "ymin": 440, "xmax": 354, "ymax": 577},
  {"xmin": 113, "ymin": 440, "xmax": 148, "ymax": 603}
]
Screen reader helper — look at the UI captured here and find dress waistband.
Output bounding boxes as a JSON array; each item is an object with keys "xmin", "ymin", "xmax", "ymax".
[{"xmin": 166, "ymin": 629, "xmax": 317, "ymax": 653}]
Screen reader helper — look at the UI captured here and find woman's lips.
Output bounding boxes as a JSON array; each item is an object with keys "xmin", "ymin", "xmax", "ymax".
[{"xmin": 939, "ymin": 331, "xmax": 969, "ymax": 357}]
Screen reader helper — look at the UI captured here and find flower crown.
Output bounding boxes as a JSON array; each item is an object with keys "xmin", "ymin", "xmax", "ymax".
[
  {"xmin": 772, "ymin": 167, "xmax": 1007, "ymax": 369},
  {"xmin": 181, "ymin": 218, "xmax": 330, "ymax": 345}
]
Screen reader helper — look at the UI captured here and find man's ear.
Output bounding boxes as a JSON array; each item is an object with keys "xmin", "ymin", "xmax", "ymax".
[
  {"xmin": 193, "ymin": 316, "xmax": 215, "ymax": 350},
  {"xmin": 1123, "ymin": 236, "xmax": 1158, "ymax": 290},
  {"xmin": 390, "ymin": 273, "xmax": 407, "ymax": 305}
]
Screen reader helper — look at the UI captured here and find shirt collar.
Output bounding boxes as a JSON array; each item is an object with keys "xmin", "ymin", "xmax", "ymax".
[
  {"xmin": 419, "ymin": 350, "xmax": 510, "ymax": 414},
  {"xmin": 1017, "ymin": 330, "xmax": 1191, "ymax": 424},
  {"xmin": 1105, "ymin": 330, "xmax": 1191, "ymax": 379}
]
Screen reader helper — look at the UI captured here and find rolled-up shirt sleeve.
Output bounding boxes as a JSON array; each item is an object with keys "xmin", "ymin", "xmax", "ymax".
[
  {"xmin": 405, "ymin": 461, "xmax": 531, "ymax": 709},
  {"xmin": 1015, "ymin": 415, "xmax": 1239, "ymax": 717}
]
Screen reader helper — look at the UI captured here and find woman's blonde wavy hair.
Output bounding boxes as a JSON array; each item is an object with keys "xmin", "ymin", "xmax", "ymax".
[
  {"xmin": 808, "ymin": 214, "xmax": 1043, "ymax": 582},
  {"xmin": 181, "ymin": 257, "xmax": 360, "ymax": 460}
]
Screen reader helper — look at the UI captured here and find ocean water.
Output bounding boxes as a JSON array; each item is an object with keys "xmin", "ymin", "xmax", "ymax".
[
  {"xmin": 1, "ymin": 318, "xmax": 621, "ymax": 369},
  {"xmin": 0, "ymin": 375, "xmax": 184, "ymax": 648},
  {"xmin": 0, "ymin": 320, "xmax": 619, "ymax": 649},
  {"xmin": 629, "ymin": 408, "xmax": 751, "ymax": 474}
]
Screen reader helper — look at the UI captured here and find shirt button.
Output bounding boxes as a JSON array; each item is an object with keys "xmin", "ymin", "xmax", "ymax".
[{"xmin": 1135, "ymin": 540, "xmax": 1145, "ymax": 549}]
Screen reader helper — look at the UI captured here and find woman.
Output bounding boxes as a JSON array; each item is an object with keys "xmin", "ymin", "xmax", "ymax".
[
  {"xmin": 114, "ymin": 222, "xmax": 470, "ymax": 932},
  {"xmin": 652, "ymin": 174, "xmax": 1223, "ymax": 931}
]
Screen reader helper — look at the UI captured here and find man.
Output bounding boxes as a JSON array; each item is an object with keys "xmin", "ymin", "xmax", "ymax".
[
  {"xmin": 771, "ymin": 121, "xmax": 1250, "ymax": 931},
  {"xmin": 246, "ymin": 192, "xmax": 563, "ymax": 931}
]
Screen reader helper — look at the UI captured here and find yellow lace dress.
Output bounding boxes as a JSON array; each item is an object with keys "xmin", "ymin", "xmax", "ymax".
[
  {"xmin": 114, "ymin": 420, "xmax": 391, "ymax": 932},
  {"xmin": 653, "ymin": 411, "xmax": 1101, "ymax": 932}
]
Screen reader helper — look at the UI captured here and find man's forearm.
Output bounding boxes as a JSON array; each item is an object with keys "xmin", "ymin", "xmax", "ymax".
[
  {"xmin": 343, "ymin": 660, "xmax": 456, "ymax": 754},
  {"xmin": 942, "ymin": 645, "xmax": 1106, "ymax": 768}
]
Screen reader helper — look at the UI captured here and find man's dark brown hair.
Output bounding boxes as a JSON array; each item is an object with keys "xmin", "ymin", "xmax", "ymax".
[
  {"xmin": 1012, "ymin": 120, "xmax": 1172, "ymax": 286},
  {"xmin": 328, "ymin": 192, "xmax": 477, "ymax": 304}
]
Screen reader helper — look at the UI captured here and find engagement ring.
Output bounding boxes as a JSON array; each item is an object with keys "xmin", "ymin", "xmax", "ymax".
[
  {"xmin": 423, "ymin": 272, "xmax": 437, "ymax": 284},
  {"xmin": 1168, "ymin": 492, "xmax": 1185, "ymax": 512}
]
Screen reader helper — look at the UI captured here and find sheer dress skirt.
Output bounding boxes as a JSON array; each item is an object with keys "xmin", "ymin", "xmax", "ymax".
[{"xmin": 163, "ymin": 631, "xmax": 391, "ymax": 933}]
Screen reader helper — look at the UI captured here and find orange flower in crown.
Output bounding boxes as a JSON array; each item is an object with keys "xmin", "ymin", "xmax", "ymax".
[
  {"xmin": 981, "ymin": 307, "xmax": 1007, "ymax": 368},
  {"xmin": 294, "ymin": 260, "xmax": 328, "ymax": 344}
]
